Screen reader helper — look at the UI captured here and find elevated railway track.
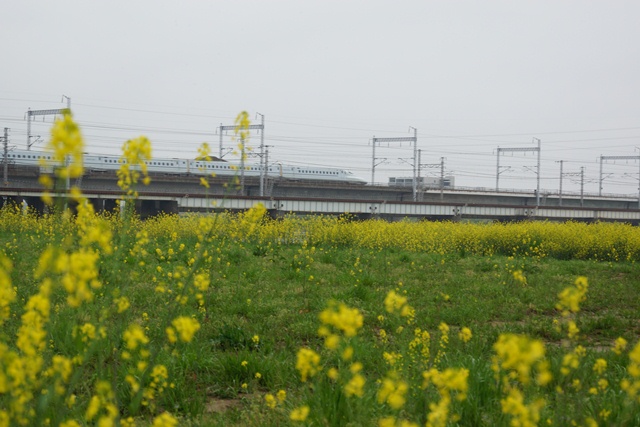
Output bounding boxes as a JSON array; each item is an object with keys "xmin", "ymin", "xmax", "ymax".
[
  {"xmin": 2, "ymin": 167, "xmax": 640, "ymax": 222},
  {"xmin": 2, "ymin": 187, "xmax": 639, "ymax": 224}
]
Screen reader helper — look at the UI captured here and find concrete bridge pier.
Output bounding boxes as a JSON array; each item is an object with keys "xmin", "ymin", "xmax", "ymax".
[
  {"xmin": 23, "ymin": 196, "xmax": 46, "ymax": 214},
  {"xmin": 136, "ymin": 199, "xmax": 179, "ymax": 218},
  {"xmin": 87, "ymin": 198, "xmax": 120, "ymax": 214}
]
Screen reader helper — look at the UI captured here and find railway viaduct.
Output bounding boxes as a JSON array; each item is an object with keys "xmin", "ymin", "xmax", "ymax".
[{"xmin": 2, "ymin": 165, "xmax": 640, "ymax": 223}]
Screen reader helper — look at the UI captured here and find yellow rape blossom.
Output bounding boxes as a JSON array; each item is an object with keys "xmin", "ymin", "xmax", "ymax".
[
  {"xmin": 197, "ymin": 142, "xmax": 212, "ymax": 161},
  {"xmin": 621, "ymin": 340, "xmax": 640, "ymax": 402},
  {"xmin": 193, "ymin": 273, "xmax": 210, "ymax": 292},
  {"xmin": 45, "ymin": 109, "xmax": 84, "ymax": 179},
  {"xmin": 290, "ymin": 405, "xmax": 310, "ymax": 422},
  {"xmin": 264, "ymin": 393, "xmax": 277, "ymax": 409},
  {"xmin": 0, "ymin": 256, "xmax": 15, "ymax": 326},
  {"xmin": 593, "ymin": 358, "xmax": 607, "ymax": 375},
  {"xmin": 85, "ymin": 381, "xmax": 118, "ymax": 424},
  {"xmin": 234, "ymin": 111, "xmax": 251, "ymax": 149},
  {"xmin": 378, "ymin": 373, "xmax": 409, "ymax": 409},
  {"xmin": 492, "ymin": 333, "xmax": 547, "ymax": 386},
  {"xmin": 500, "ymin": 388, "xmax": 545, "ymax": 427},
  {"xmin": 342, "ymin": 346, "xmax": 354, "ymax": 361},
  {"xmin": 115, "ymin": 296, "xmax": 130, "ymax": 313},
  {"xmin": 327, "ymin": 367, "xmax": 339, "ymax": 381},
  {"xmin": 567, "ymin": 320, "xmax": 580, "ymax": 340},
  {"xmin": 513, "ymin": 270, "xmax": 527, "ymax": 285},
  {"xmin": 166, "ymin": 316, "xmax": 201, "ymax": 343},
  {"xmin": 379, "ymin": 417, "xmax": 419, "ymax": 427},
  {"xmin": 458, "ymin": 327, "xmax": 472, "ymax": 343},
  {"xmin": 296, "ymin": 348, "xmax": 321, "ymax": 382},
  {"xmin": 384, "ymin": 290, "xmax": 408, "ymax": 314},
  {"xmin": 425, "ymin": 396, "xmax": 450, "ymax": 427},
  {"xmin": 344, "ymin": 374, "xmax": 366, "ymax": 398},
  {"xmin": 613, "ymin": 337, "xmax": 628, "ymax": 355},
  {"xmin": 123, "ymin": 324, "xmax": 149, "ymax": 350},
  {"xmin": 556, "ymin": 276, "xmax": 588, "ymax": 317},
  {"xmin": 117, "ymin": 136, "xmax": 152, "ymax": 197},
  {"xmin": 319, "ymin": 301, "xmax": 363, "ymax": 338},
  {"xmin": 423, "ymin": 367, "xmax": 469, "ymax": 403},
  {"xmin": 152, "ymin": 412, "xmax": 179, "ymax": 427}
]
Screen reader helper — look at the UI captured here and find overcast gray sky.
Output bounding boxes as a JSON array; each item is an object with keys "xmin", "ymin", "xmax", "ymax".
[{"xmin": 2, "ymin": 1, "xmax": 640, "ymax": 195}]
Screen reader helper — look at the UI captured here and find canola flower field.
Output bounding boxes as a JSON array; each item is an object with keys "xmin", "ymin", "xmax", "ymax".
[{"xmin": 0, "ymin": 112, "xmax": 639, "ymax": 427}]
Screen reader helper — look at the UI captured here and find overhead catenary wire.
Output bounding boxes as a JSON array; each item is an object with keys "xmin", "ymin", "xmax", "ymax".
[{"xmin": 3, "ymin": 93, "xmax": 640, "ymax": 194}]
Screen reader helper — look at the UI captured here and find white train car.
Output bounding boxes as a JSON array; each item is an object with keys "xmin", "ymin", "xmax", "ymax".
[{"xmin": 6, "ymin": 149, "xmax": 367, "ymax": 185}]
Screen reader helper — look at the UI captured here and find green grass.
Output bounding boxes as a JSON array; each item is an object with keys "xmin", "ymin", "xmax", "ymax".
[{"xmin": 1, "ymin": 212, "xmax": 639, "ymax": 426}]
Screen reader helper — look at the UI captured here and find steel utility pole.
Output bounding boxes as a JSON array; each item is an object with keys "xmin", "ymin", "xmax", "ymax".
[
  {"xmin": 534, "ymin": 138, "xmax": 541, "ymax": 206},
  {"xmin": 417, "ymin": 149, "xmax": 421, "ymax": 190},
  {"xmin": 370, "ymin": 136, "xmax": 388, "ymax": 186},
  {"xmin": 256, "ymin": 113, "xmax": 265, "ymax": 197},
  {"xmin": 495, "ymin": 138, "xmax": 541, "ymax": 207},
  {"xmin": 411, "ymin": 127, "xmax": 417, "ymax": 201},
  {"xmin": 599, "ymin": 154, "xmax": 640, "ymax": 208},
  {"xmin": 264, "ymin": 145, "xmax": 270, "ymax": 196},
  {"xmin": 563, "ymin": 167, "xmax": 586, "ymax": 207},
  {"xmin": 3, "ymin": 128, "xmax": 8, "ymax": 186},
  {"xmin": 26, "ymin": 108, "xmax": 66, "ymax": 149},
  {"xmin": 219, "ymin": 119, "xmax": 265, "ymax": 195},
  {"xmin": 62, "ymin": 95, "xmax": 71, "ymax": 110},
  {"xmin": 421, "ymin": 157, "xmax": 446, "ymax": 200},
  {"xmin": 495, "ymin": 147, "xmax": 509, "ymax": 191},
  {"xmin": 440, "ymin": 156, "xmax": 445, "ymax": 200},
  {"xmin": 219, "ymin": 121, "xmax": 265, "ymax": 159},
  {"xmin": 240, "ymin": 133, "xmax": 246, "ymax": 195},
  {"xmin": 557, "ymin": 160, "xmax": 563, "ymax": 206},
  {"xmin": 581, "ymin": 167, "xmax": 585, "ymax": 207},
  {"xmin": 371, "ymin": 127, "xmax": 418, "ymax": 201}
]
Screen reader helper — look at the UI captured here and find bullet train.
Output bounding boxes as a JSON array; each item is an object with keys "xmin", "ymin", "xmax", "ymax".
[{"xmin": 6, "ymin": 149, "xmax": 368, "ymax": 185}]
